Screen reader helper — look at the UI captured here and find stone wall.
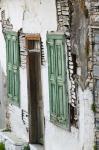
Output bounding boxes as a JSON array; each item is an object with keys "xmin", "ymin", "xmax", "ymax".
[
  {"xmin": 89, "ymin": 1, "xmax": 99, "ymax": 148},
  {"xmin": 56, "ymin": 0, "xmax": 78, "ymax": 127},
  {"xmin": 56, "ymin": 1, "xmax": 95, "ymax": 150}
]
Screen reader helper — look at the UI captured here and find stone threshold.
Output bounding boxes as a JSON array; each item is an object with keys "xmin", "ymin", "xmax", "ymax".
[{"xmin": 29, "ymin": 144, "xmax": 44, "ymax": 150}]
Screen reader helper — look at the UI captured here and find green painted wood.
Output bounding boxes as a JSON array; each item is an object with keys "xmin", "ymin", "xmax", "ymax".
[
  {"xmin": 47, "ymin": 33, "xmax": 68, "ymax": 128},
  {"xmin": 47, "ymin": 39, "xmax": 57, "ymax": 120},
  {"xmin": 5, "ymin": 31, "xmax": 20, "ymax": 106}
]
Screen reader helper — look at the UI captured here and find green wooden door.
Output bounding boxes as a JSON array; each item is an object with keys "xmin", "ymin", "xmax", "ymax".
[
  {"xmin": 47, "ymin": 33, "xmax": 68, "ymax": 128},
  {"xmin": 5, "ymin": 31, "xmax": 20, "ymax": 105}
]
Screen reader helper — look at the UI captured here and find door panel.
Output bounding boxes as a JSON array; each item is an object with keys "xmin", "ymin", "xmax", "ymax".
[
  {"xmin": 28, "ymin": 52, "xmax": 44, "ymax": 144},
  {"xmin": 55, "ymin": 40, "xmax": 64, "ymax": 80}
]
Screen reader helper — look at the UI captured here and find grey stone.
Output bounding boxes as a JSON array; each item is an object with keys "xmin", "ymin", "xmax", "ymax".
[
  {"xmin": 58, "ymin": 12, "xmax": 62, "ymax": 15},
  {"xmin": 63, "ymin": 20, "xmax": 69, "ymax": 25},
  {"xmin": 62, "ymin": 11, "xmax": 69, "ymax": 15},
  {"xmin": 67, "ymin": 39, "xmax": 70, "ymax": 43},
  {"xmin": 58, "ymin": 22, "xmax": 63, "ymax": 26},
  {"xmin": 66, "ymin": 31, "xmax": 70, "ymax": 36},
  {"xmin": 57, "ymin": 4, "xmax": 61, "ymax": 9},
  {"xmin": 72, "ymin": 99, "xmax": 75, "ymax": 103},
  {"xmin": 72, "ymin": 94, "xmax": 76, "ymax": 99},
  {"xmin": 61, "ymin": 2, "xmax": 68, "ymax": 7},
  {"xmin": 71, "ymin": 88, "xmax": 75, "ymax": 92},
  {"xmin": 69, "ymin": 69, "xmax": 73, "ymax": 74},
  {"xmin": 69, "ymin": 65, "xmax": 74, "ymax": 69},
  {"xmin": 62, "ymin": 16, "xmax": 69, "ymax": 20},
  {"xmin": 62, "ymin": 6, "xmax": 69, "ymax": 11},
  {"xmin": 58, "ymin": 15, "xmax": 63, "ymax": 20},
  {"xmin": 68, "ymin": 52, "xmax": 71, "ymax": 56},
  {"xmin": 69, "ymin": 56, "xmax": 72, "ymax": 61},
  {"xmin": 69, "ymin": 61, "xmax": 73, "ymax": 65},
  {"xmin": 72, "ymin": 84, "xmax": 76, "ymax": 89}
]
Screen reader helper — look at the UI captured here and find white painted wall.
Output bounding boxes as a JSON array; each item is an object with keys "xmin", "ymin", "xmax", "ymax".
[
  {"xmin": 0, "ymin": 9, "xmax": 7, "ymax": 129},
  {"xmin": 0, "ymin": 62, "xmax": 7, "ymax": 129},
  {"xmin": 0, "ymin": 0, "xmax": 94, "ymax": 150},
  {"xmin": 78, "ymin": 87, "xmax": 94, "ymax": 150}
]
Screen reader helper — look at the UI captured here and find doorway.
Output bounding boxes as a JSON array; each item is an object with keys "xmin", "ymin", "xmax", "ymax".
[{"xmin": 26, "ymin": 35, "xmax": 44, "ymax": 144}]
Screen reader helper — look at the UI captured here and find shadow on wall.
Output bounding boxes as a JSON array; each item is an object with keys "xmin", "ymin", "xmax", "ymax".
[{"xmin": 0, "ymin": 61, "xmax": 8, "ymax": 129}]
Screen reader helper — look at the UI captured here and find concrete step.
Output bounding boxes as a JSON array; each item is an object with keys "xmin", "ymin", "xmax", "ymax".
[
  {"xmin": 0, "ymin": 131, "xmax": 27, "ymax": 150},
  {"xmin": 0, "ymin": 131, "xmax": 44, "ymax": 150}
]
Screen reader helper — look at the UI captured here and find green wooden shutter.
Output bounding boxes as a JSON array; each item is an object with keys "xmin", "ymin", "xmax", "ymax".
[
  {"xmin": 47, "ymin": 33, "xmax": 68, "ymax": 128},
  {"xmin": 5, "ymin": 31, "xmax": 20, "ymax": 105}
]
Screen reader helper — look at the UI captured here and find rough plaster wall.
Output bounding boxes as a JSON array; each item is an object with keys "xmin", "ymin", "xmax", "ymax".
[
  {"xmin": 8, "ymin": 104, "xmax": 29, "ymax": 141},
  {"xmin": 0, "ymin": 0, "xmax": 58, "ymax": 143},
  {"xmin": 0, "ymin": 62, "xmax": 7, "ymax": 129},
  {"xmin": 0, "ymin": 0, "xmax": 29, "ymax": 141},
  {"xmin": 84, "ymin": 91, "xmax": 94, "ymax": 150},
  {"xmin": 45, "ymin": 120, "xmax": 80, "ymax": 150},
  {"xmin": 0, "ymin": 13, "xmax": 7, "ymax": 74},
  {"xmin": 78, "ymin": 86, "xmax": 94, "ymax": 150},
  {"xmin": 71, "ymin": 1, "xmax": 94, "ymax": 149},
  {"xmin": 0, "ymin": 12, "xmax": 7, "ymax": 129}
]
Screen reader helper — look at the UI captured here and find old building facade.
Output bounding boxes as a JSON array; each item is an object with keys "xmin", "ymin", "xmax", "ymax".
[{"xmin": 0, "ymin": 0, "xmax": 98, "ymax": 150}]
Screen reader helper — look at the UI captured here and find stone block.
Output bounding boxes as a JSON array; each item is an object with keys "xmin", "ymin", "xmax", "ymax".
[
  {"xmin": 62, "ymin": 11, "xmax": 69, "ymax": 15},
  {"xmin": 67, "ymin": 42, "xmax": 71, "ymax": 47},
  {"xmin": 72, "ymin": 94, "xmax": 76, "ymax": 99},
  {"xmin": 57, "ymin": 5, "xmax": 61, "ymax": 9},
  {"xmin": 72, "ymin": 84, "xmax": 76, "ymax": 89},
  {"xmin": 62, "ymin": 6, "xmax": 69, "ymax": 11},
  {"xmin": 69, "ymin": 69, "xmax": 73, "ymax": 74},
  {"xmin": 69, "ymin": 61, "xmax": 73, "ymax": 65},
  {"xmin": 63, "ymin": 20, "xmax": 69, "ymax": 26},
  {"xmin": 71, "ymin": 99, "xmax": 75, "ymax": 103},
  {"xmin": 29, "ymin": 144, "xmax": 44, "ymax": 150},
  {"xmin": 65, "ymin": 31, "xmax": 70, "ymax": 36},
  {"xmin": 58, "ymin": 12, "xmax": 62, "ymax": 15},
  {"xmin": 61, "ymin": 2, "xmax": 68, "ymax": 7},
  {"xmin": 69, "ymin": 65, "xmax": 74, "ymax": 69},
  {"xmin": 69, "ymin": 56, "xmax": 72, "ymax": 61}
]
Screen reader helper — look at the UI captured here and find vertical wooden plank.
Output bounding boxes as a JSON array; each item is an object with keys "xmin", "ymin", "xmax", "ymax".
[{"xmin": 47, "ymin": 39, "xmax": 57, "ymax": 120}]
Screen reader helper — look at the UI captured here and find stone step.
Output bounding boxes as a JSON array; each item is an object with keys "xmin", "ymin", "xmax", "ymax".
[
  {"xmin": 30, "ymin": 144, "xmax": 44, "ymax": 150},
  {"xmin": 0, "ymin": 131, "xmax": 44, "ymax": 150}
]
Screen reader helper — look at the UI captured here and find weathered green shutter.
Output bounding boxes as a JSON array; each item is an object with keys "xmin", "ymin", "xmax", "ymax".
[
  {"xmin": 5, "ymin": 31, "xmax": 20, "ymax": 105},
  {"xmin": 47, "ymin": 33, "xmax": 68, "ymax": 128}
]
